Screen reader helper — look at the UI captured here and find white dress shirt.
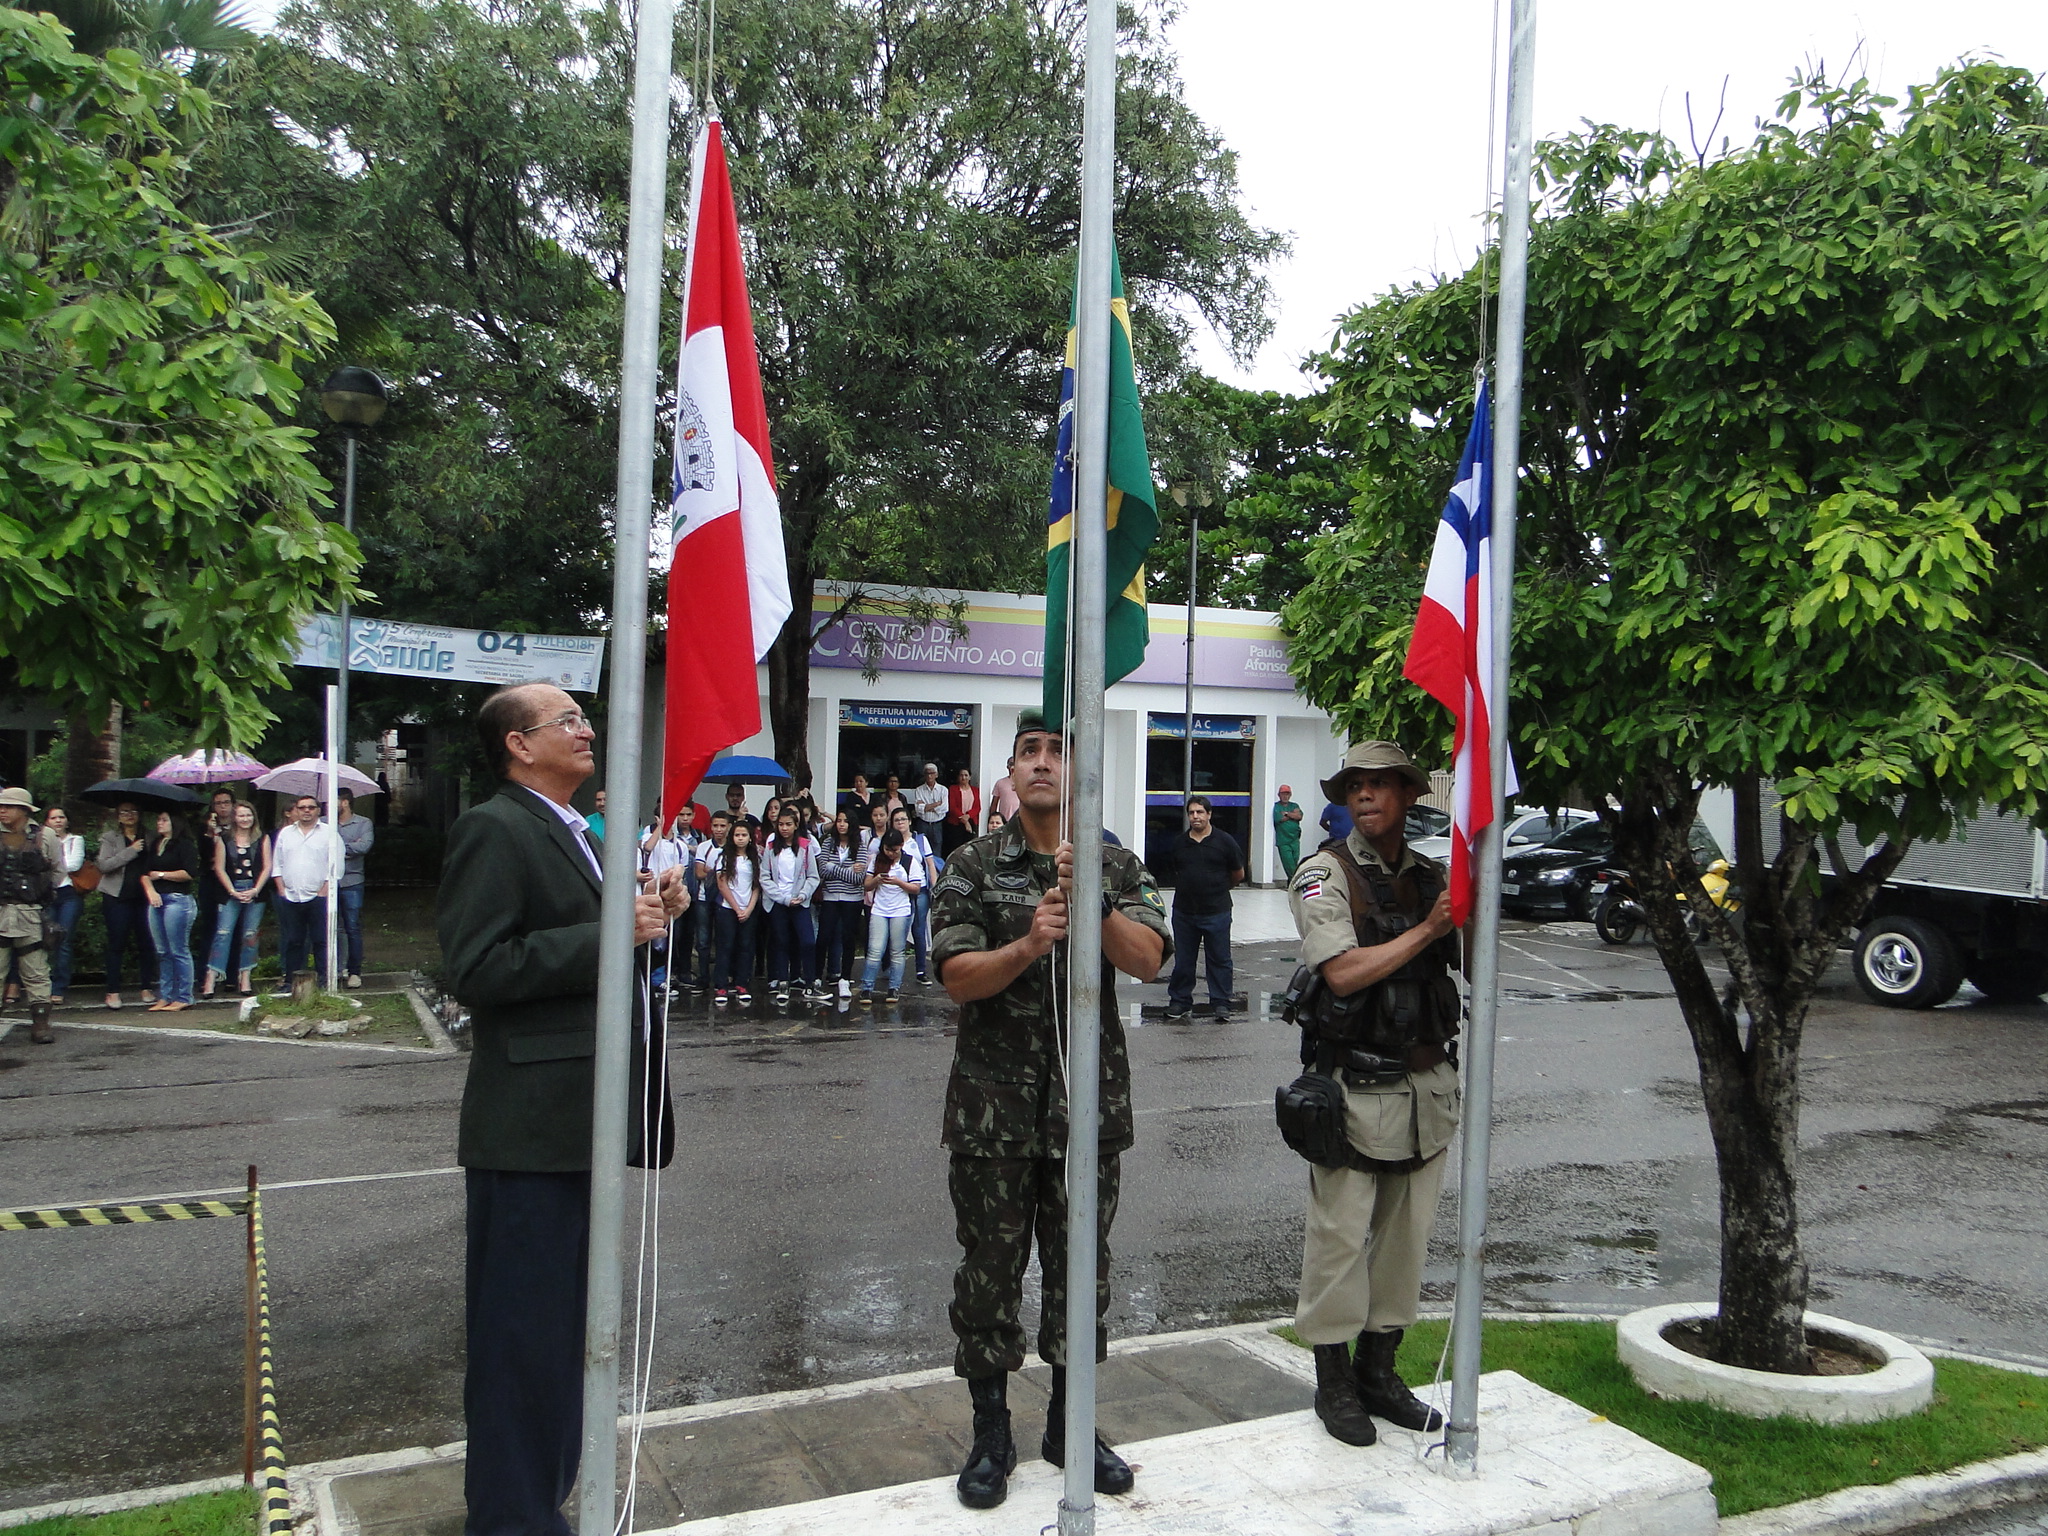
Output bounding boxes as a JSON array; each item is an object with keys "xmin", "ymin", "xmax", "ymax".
[
  {"xmin": 537, "ymin": 793, "xmax": 603, "ymax": 882},
  {"xmin": 272, "ymin": 821, "xmax": 342, "ymax": 902}
]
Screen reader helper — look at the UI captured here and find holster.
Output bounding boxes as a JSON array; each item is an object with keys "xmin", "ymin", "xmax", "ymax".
[{"xmin": 1274, "ymin": 1071, "xmax": 1350, "ymax": 1169}]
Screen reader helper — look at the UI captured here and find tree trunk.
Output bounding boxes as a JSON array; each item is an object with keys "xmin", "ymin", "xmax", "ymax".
[
  {"xmin": 1624, "ymin": 782, "xmax": 1813, "ymax": 1374},
  {"xmin": 64, "ymin": 703, "xmax": 119, "ymax": 808},
  {"xmin": 766, "ymin": 583, "xmax": 816, "ymax": 793}
]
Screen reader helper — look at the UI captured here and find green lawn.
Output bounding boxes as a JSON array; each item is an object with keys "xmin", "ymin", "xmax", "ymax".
[
  {"xmin": 1289, "ymin": 1319, "xmax": 2048, "ymax": 1517},
  {"xmin": 12, "ymin": 1489, "xmax": 256, "ymax": 1536}
]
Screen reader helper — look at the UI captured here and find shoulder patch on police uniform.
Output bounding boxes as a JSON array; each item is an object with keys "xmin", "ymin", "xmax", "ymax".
[{"xmin": 1295, "ymin": 874, "xmax": 1324, "ymax": 902}]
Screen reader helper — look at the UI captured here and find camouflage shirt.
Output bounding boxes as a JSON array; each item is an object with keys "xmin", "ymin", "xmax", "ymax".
[{"xmin": 930, "ymin": 822, "xmax": 1172, "ymax": 1159}]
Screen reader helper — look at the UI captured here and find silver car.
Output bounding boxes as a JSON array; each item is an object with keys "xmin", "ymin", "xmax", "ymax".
[{"xmin": 1409, "ymin": 805, "xmax": 1598, "ymax": 864}]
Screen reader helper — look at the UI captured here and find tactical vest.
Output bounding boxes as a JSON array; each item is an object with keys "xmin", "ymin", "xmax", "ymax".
[
  {"xmin": 1302, "ymin": 841, "xmax": 1462, "ymax": 1054},
  {"xmin": 0, "ymin": 834, "xmax": 52, "ymax": 907}
]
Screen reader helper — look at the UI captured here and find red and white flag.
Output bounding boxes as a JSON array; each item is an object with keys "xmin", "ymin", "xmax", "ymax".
[
  {"xmin": 661, "ymin": 118, "xmax": 790, "ymax": 826},
  {"xmin": 1402, "ymin": 382, "xmax": 1512, "ymax": 925}
]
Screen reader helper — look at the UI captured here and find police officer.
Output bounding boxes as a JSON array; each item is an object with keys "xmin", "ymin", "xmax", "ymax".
[
  {"xmin": 0, "ymin": 787, "xmax": 62, "ymax": 1045},
  {"xmin": 1287, "ymin": 741, "xmax": 1464, "ymax": 1446},
  {"xmin": 929, "ymin": 710, "xmax": 1170, "ymax": 1510}
]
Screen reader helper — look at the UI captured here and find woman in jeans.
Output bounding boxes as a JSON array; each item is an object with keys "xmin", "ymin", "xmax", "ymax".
[
  {"xmin": 207, "ymin": 802, "xmax": 272, "ymax": 997},
  {"xmin": 42, "ymin": 807, "xmax": 86, "ymax": 1005},
  {"xmin": 761, "ymin": 808, "xmax": 822, "ymax": 1003},
  {"xmin": 888, "ymin": 805, "xmax": 940, "ymax": 985},
  {"xmin": 859, "ymin": 829, "xmax": 924, "ymax": 1005},
  {"xmin": 814, "ymin": 810, "xmax": 866, "ymax": 1001},
  {"xmin": 96, "ymin": 801, "xmax": 157, "ymax": 1009},
  {"xmin": 139, "ymin": 810, "xmax": 200, "ymax": 1011},
  {"xmin": 709, "ymin": 818, "xmax": 762, "ymax": 1005}
]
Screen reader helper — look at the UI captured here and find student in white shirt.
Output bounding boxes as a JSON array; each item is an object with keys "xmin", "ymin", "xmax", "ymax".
[
  {"xmin": 888, "ymin": 805, "xmax": 940, "ymax": 985},
  {"xmin": 859, "ymin": 828, "xmax": 926, "ymax": 1004},
  {"xmin": 761, "ymin": 807, "xmax": 822, "ymax": 1003},
  {"xmin": 708, "ymin": 818, "xmax": 762, "ymax": 1005}
]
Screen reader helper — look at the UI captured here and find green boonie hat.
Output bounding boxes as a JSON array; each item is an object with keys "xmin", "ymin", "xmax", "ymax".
[
  {"xmin": 1321, "ymin": 741, "xmax": 1428, "ymax": 802},
  {"xmin": 1014, "ymin": 709, "xmax": 1064, "ymax": 743}
]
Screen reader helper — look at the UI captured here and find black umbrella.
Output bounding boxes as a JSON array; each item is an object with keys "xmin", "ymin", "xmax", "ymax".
[{"xmin": 79, "ymin": 777, "xmax": 206, "ymax": 812}]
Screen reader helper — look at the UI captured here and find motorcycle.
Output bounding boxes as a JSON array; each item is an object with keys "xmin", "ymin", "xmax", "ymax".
[{"xmin": 1592, "ymin": 859, "xmax": 1740, "ymax": 945}]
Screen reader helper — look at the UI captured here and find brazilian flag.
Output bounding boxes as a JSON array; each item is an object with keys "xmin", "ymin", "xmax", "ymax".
[{"xmin": 1043, "ymin": 244, "xmax": 1158, "ymax": 726}]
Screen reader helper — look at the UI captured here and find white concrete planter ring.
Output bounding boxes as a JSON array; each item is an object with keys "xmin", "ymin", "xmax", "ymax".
[{"xmin": 1617, "ymin": 1303, "xmax": 1935, "ymax": 1423}]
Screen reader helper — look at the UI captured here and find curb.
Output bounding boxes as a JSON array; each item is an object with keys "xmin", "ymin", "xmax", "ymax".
[
  {"xmin": 3, "ymin": 1014, "xmax": 446, "ymax": 1056},
  {"xmin": 1720, "ymin": 1448, "xmax": 2048, "ymax": 1534},
  {"xmin": 402, "ymin": 984, "xmax": 458, "ymax": 1053},
  {"xmin": 0, "ymin": 1476, "xmax": 245, "ymax": 1530}
]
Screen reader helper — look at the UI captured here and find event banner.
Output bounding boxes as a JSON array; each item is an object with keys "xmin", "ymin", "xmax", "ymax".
[
  {"xmin": 294, "ymin": 615, "xmax": 605, "ymax": 692},
  {"xmin": 810, "ymin": 592, "xmax": 1297, "ymax": 692},
  {"xmin": 839, "ymin": 702, "xmax": 975, "ymax": 732}
]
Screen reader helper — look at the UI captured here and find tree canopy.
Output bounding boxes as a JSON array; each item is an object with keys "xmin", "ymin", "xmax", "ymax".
[
  {"xmin": 1283, "ymin": 62, "xmax": 2048, "ymax": 1369},
  {"xmin": 190, "ymin": 0, "xmax": 1282, "ymax": 781},
  {"xmin": 0, "ymin": 8, "xmax": 350, "ymax": 750}
]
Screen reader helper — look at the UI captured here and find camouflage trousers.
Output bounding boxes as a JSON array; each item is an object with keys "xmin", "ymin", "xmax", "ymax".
[{"xmin": 948, "ymin": 1152, "xmax": 1120, "ymax": 1378}]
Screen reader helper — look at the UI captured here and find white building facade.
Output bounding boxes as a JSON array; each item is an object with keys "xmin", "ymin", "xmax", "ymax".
[{"xmin": 646, "ymin": 586, "xmax": 1345, "ymax": 885}]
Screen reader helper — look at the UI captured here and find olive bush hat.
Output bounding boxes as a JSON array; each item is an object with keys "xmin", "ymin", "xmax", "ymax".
[{"xmin": 1321, "ymin": 741, "xmax": 1429, "ymax": 802}]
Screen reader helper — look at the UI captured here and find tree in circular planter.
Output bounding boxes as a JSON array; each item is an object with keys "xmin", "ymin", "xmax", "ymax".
[{"xmin": 1283, "ymin": 64, "xmax": 2048, "ymax": 1375}]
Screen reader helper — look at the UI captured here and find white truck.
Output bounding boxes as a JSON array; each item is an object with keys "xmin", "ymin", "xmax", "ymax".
[{"xmin": 1847, "ymin": 811, "xmax": 2048, "ymax": 1008}]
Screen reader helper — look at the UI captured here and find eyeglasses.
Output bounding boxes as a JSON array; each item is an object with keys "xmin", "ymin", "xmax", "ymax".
[{"xmin": 516, "ymin": 710, "xmax": 591, "ymax": 736}]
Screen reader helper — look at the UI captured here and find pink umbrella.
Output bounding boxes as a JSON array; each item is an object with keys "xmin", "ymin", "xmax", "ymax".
[{"xmin": 148, "ymin": 749, "xmax": 271, "ymax": 785}]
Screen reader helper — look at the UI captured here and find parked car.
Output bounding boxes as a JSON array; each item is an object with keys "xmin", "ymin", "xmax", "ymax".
[
  {"xmin": 1412, "ymin": 805, "xmax": 1598, "ymax": 867},
  {"xmin": 1500, "ymin": 819, "xmax": 1615, "ymax": 919},
  {"xmin": 1504, "ymin": 817, "xmax": 1725, "ymax": 922}
]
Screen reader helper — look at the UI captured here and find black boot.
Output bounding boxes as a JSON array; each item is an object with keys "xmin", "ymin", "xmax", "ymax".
[
  {"xmin": 1041, "ymin": 1365, "xmax": 1134, "ymax": 1495},
  {"xmin": 1312, "ymin": 1343, "xmax": 1378, "ymax": 1446},
  {"xmin": 28, "ymin": 1003, "xmax": 53, "ymax": 1045},
  {"xmin": 955, "ymin": 1373, "xmax": 1016, "ymax": 1510},
  {"xmin": 1352, "ymin": 1328, "xmax": 1444, "ymax": 1432}
]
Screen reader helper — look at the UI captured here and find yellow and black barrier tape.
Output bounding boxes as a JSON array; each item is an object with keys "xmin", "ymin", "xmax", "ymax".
[
  {"xmin": 1, "ymin": 1197, "xmax": 250, "ymax": 1232},
  {"xmin": 251, "ymin": 1187, "xmax": 292, "ymax": 1535}
]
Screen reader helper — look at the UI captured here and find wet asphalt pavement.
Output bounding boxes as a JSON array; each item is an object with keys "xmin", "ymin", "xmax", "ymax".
[{"xmin": 3, "ymin": 918, "xmax": 2046, "ymax": 1511}]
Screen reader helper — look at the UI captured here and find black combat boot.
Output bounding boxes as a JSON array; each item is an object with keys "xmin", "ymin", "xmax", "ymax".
[
  {"xmin": 956, "ymin": 1373, "xmax": 1016, "ymax": 1510},
  {"xmin": 1312, "ymin": 1343, "xmax": 1378, "ymax": 1446},
  {"xmin": 28, "ymin": 1003, "xmax": 52, "ymax": 1045},
  {"xmin": 1041, "ymin": 1365, "xmax": 1135, "ymax": 1495},
  {"xmin": 1352, "ymin": 1328, "xmax": 1444, "ymax": 1431}
]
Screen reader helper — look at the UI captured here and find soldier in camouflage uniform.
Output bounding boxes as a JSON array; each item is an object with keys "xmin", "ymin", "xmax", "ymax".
[
  {"xmin": 1288, "ymin": 741, "xmax": 1464, "ymax": 1448},
  {"xmin": 929, "ymin": 710, "xmax": 1170, "ymax": 1511}
]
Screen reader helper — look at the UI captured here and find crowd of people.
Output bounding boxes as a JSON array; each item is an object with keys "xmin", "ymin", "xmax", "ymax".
[
  {"xmin": 627, "ymin": 760, "xmax": 1022, "ymax": 1010},
  {"xmin": 0, "ymin": 782, "xmax": 374, "ymax": 1043}
]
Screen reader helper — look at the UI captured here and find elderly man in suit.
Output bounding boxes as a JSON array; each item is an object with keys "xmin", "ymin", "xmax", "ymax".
[{"xmin": 438, "ymin": 682, "xmax": 686, "ymax": 1536}]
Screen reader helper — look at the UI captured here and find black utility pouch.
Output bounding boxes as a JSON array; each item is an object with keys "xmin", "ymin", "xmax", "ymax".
[{"xmin": 1275, "ymin": 1071, "xmax": 1351, "ymax": 1169}]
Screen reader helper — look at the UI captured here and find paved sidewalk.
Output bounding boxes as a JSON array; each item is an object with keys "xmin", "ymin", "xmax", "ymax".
[{"xmin": 311, "ymin": 1323, "xmax": 1713, "ymax": 1536}]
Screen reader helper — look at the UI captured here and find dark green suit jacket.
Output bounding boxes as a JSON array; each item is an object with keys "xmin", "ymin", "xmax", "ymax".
[{"xmin": 437, "ymin": 781, "xmax": 673, "ymax": 1172}]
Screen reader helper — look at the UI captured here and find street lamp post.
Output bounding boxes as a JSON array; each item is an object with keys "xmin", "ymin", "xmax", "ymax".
[{"xmin": 317, "ymin": 366, "xmax": 388, "ymax": 989}]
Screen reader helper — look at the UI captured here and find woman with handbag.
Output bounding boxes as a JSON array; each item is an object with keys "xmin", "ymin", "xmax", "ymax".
[
  {"xmin": 42, "ymin": 807, "xmax": 88, "ymax": 1005},
  {"xmin": 206, "ymin": 801, "xmax": 272, "ymax": 998},
  {"xmin": 96, "ymin": 801, "xmax": 157, "ymax": 1009}
]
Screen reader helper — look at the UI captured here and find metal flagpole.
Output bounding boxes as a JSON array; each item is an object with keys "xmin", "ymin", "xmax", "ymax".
[
  {"xmin": 578, "ymin": 0, "xmax": 676, "ymax": 1525},
  {"xmin": 323, "ymin": 684, "xmax": 340, "ymax": 992},
  {"xmin": 1182, "ymin": 509, "xmax": 1196, "ymax": 817},
  {"xmin": 1059, "ymin": 0, "xmax": 1115, "ymax": 1529},
  {"xmin": 1447, "ymin": 0, "xmax": 1535, "ymax": 1476},
  {"xmin": 327, "ymin": 434, "xmax": 356, "ymax": 995}
]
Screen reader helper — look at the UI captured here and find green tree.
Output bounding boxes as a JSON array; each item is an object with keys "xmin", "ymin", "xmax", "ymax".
[
  {"xmin": 1283, "ymin": 64, "xmax": 2048, "ymax": 1373},
  {"xmin": 1147, "ymin": 377, "xmax": 1350, "ymax": 613},
  {"xmin": 0, "ymin": 10, "xmax": 353, "ymax": 761},
  {"xmin": 195, "ymin": 0, "xmax": 1280, "ymax": 785},
  {"xmin": 11, "ymin": 0, "xmax": 258, "ymax": 68}
]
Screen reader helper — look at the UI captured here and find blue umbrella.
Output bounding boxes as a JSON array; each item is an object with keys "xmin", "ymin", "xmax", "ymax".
[{"xmin": 698, "ymin": 754, "xmax": 792, "ymax": 785}]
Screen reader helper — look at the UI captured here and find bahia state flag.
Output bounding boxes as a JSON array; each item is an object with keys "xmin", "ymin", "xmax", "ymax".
[
  {"xmin": 1401, "ymin": 382, "xmax": 1511, "ymax": 926},
  {"xmin": 1043, "ymin": 244, "xmax": 1158, "ymax": 726}
]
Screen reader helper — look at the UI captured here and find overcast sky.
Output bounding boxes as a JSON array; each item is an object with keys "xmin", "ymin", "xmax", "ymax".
[
  {"xmin": 1168, "ymin": 1, "xmax": 2048, "ymax": 393},
  {"xmin": 230, "ymin": 0, "xmax": 2048, "ymax": 395}
]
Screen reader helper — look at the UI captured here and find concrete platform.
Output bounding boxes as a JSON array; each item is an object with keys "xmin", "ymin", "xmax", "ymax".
[{"xmin": 312, "ymin": 1323, "xmax": 1714, "ymax": 1536}]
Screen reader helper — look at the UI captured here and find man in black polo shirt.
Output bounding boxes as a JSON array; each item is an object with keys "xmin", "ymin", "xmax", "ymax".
[{"xmin": 1164, "ymin": 794, "xmax": 1244, "ymax": 1020}]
